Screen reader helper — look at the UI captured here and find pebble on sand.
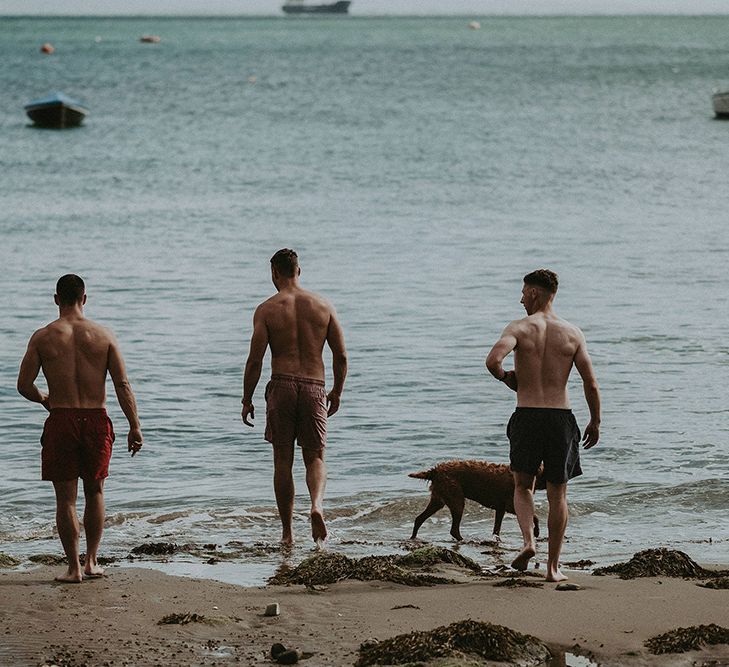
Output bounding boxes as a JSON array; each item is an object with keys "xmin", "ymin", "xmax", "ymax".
[
  {"xmin": 555, "ymin": 582, "xmax": 582, "ymax": 591},
  {"xmin": 265, "ymin": 602, "xmax": 281, "ymax": 617}
]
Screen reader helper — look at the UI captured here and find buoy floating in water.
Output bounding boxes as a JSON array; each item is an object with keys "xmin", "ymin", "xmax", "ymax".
[
  {"xmin": 40, "ymin": 42, "xmax": 54, "ymax": 54},
  {"xmin": 468, "ymin": 21, "xmax": 481, "ymax": 30},
  {"xmin": 140, "ymin": 35, "xmax": 161, "ymax": 43}
]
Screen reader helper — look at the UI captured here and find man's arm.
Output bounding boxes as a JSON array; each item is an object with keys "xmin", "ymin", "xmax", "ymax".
[
  {"xmin": 325, "ymin": 309, "xmax": 347, "ymax": 417},
  {"xmin": 485, "ymin": 323, "xmax": 518, "ymax": 392},
  {"xmin": 17, "ymin": 332, "xmax": 50, "ymax": 410},
  {"xmin": 107, "ymin": 335, "xmax": 143, "ymax": 457},
  {"xmin": 573, "ymin": 332, "xmax": 600, "ymax": 449},
  {"xmin": 241, "ymin": 305, "xmax": 269, "ymax": 427}
]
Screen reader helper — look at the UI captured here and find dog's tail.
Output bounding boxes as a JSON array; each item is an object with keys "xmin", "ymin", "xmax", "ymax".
[{"xmin": 408, "ymin": 468, "xmax": 436, "ymax": 481}]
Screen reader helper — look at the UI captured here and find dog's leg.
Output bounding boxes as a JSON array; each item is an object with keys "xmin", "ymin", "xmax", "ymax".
[
  {"xmin": 445, "ymin": 491, "xmax": 466, "ymax": 542},
  {"xmin": 533, "ymin": 515, "xmax": 540, "ymax": 539},
  {"xmin": 492, "ymin": 505, "xmax": 505, "ymax": 542},
  {"xmin": 411, "ymin": 496, "xmax": 445, "ymax": 539}
]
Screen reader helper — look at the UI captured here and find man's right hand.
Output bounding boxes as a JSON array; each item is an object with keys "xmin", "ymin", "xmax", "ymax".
[
  {"xmin": 242, "ymin": 403, "xmax": 255, "ymax": 427},
  {"xmin": 501, "ymin": 370, "xmax": 518, "ymax": 392},
  {"xmin": 128, "ymin": 427, "xmax": 143, "ymax": 457}
]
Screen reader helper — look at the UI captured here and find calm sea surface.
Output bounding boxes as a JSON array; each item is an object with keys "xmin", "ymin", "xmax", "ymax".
[{"xmin": 1, "ymin": 16, "xmax": 727, "ymax": 584}]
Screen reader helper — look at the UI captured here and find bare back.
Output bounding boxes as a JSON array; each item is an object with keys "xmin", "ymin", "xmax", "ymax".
[
  {"xmin": 511, "ymin": 313, "xmax": 583, "ymax": 408},
  {"xmin": 30, "ymin": 316, "xmax": 113, "ymax": 408},
  {"xmin": 260, "ymin": 287, "xmax": 334, "ymax": 380}
]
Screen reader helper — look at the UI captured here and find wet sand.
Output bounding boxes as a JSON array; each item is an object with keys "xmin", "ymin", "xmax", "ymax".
[{"xmin": 1, "ymin": 562, "xmax": 728, "ymax": 666}]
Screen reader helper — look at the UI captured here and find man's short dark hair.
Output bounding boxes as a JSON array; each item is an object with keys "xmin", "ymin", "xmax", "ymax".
[
  {"xmin": 270, "ymin": 249, "xmax": 299, "ymax": 278},
  {"xmin": 56, "ymin": 274, "xmax": 85, "ymax": 305},
  {"xmin": 523, "ymin": 269, "xmax": 558, "ymax": 294}
]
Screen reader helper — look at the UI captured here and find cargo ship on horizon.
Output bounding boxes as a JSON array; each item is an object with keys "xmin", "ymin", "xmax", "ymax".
[{"xmin": 282, "ymin": 0, "xmax": 351, "ymax": 15}]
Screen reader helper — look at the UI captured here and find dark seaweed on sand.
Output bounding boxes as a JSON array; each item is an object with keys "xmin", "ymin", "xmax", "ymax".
[
  {"xmin": 593, "ymin": 548, "xmax": 729, "ymax": 580},
  {"xmin": 356, "ymin": 619, "xmax": 550, "ymax": 666},
  {"xmin": 0, "ymin": 553, "xmax": 21, "ymax": 568},
  {"xmin": 698, "ymin": 577, "xmax": 729, "ymax": 589},
  {"xmin": 269, "ymin": 547, "xmax": 480, "ymax": 587},
  {"xmin": 158, "ymin": 612, "xmax": 207, "ymax": 625},
  {"xmin": 644, "ymin": 624, "xmax": 729, "ymax": 654},
  {"xmin": 131, "ymin": 542, "xmax": 182, "ymax": 556},
  {"xmin": 494, "ymin": 577, "xmax": 544, "ymax": 588}
]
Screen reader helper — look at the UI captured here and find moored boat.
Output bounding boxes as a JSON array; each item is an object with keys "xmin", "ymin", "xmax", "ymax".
[
  {"xmin": 24, "ymin": 92, "xmax": 88, "ymax": 129},
  {"xmin": 712, "ymin": 90, "xmax": 729, "ymax": 119},
  {"xmin": 282, "ymin": 0, "xmax": 351, "ymax": 14}
]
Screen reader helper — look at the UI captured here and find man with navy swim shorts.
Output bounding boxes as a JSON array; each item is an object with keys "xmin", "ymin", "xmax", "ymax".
[{"xmin": 486, "ymin": 269, "xmax": 601, "ymax": 582}]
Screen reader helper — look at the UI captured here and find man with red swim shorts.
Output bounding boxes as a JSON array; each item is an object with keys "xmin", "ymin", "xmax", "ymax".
[
  {"xmin": 486, "ymin": 269, "xmax": 601, "ymax": 583},
  {"xmin": 242, "ymin": 249, "xmax": 347, "ymax": 546},
  {"xmin": 18, "ymin": 274, "xmax": 143, "ymax": 583}
]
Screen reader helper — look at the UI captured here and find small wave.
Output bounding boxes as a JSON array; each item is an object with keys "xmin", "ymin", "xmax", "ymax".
[{"xmin": 602, "ymin": 478, "xmax": 729, "ymax": 512}]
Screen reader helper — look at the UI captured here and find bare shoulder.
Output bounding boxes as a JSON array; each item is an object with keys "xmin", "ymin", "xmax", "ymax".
[
  {"xmin": 299, "ymin": 289, "xmax": 336, "ymax": 315},
  {"xmin": 78, "ymin": 319, "xmax": 118, "ymax": 350},
  {"xmin": 555, "ymin": 316, "xmax": 585, "ymax": 341}
]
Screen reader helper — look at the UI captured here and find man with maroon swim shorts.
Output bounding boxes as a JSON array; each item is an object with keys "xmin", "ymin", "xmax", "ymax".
[
  {"xmin": 242, "ymin": 249, "xmax": 347, "ymax": 546},
  {"xmin": 18, "ymin": 274, "xmax": 143, "ymax": 583}
]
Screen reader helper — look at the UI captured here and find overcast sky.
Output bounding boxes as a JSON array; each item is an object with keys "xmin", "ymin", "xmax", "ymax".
[{"xmin": 3, "ymin": 0, "xmax": 729, "ymax": 15}]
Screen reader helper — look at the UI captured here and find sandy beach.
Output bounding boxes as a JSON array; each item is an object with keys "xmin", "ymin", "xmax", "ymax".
[{"xmin": 1, "ymin": 554, "xmax": 727, "ymax": 667}]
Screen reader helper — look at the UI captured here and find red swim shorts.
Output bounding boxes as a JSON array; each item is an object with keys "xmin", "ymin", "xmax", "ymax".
[
  {"xmin": 41, "ymin": 408, "xmax": 115, "ymax": 481},
  {"xmin": 264, "ymin": 375, "xmax": 327, "ymax": 451}
]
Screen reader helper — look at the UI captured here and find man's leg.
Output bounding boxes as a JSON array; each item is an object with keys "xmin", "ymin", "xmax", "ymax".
[
  {"xmin": 52, "ymin": 480, "xmax": 83, "ymax": 583},
  {"xmin": 302, "ymin": 447, "xmax": 327, "ymax": 544},
  {"xmin": 511, "ymin": 471, "xmax": 537, "ymax": 571},
  {"xmin": 273, "ymin": 444, "xmax": 296, "ymax": 545},
  {"xmin": 82, "ymin": 478, "xmax": 105, "ymax": 577},
  {"xmin": 545, "ymin": 481, "xmax": 569, "ymax": 582}
]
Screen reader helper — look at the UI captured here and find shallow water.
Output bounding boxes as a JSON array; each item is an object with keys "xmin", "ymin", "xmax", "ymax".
[{"xmin": 1, "ymin": 16, "xmax": 727, "ymax": 584}]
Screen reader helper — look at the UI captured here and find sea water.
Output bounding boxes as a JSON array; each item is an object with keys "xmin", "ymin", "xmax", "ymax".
[{"xmin": 0, "ymin": 16, "xmax": 727, "ymax": 584}]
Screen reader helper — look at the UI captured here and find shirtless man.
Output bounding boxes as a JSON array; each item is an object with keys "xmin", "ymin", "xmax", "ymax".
[
  {"xmin": 486, "ymin": 269, "xmax": 600, "ymax": 582},
  {"xmin": 17, "ymin": 274, "xmax": 142, "ymax": 583},
  {"xmin": 242, "ymin": 249, "xmax": 347, "ymax": 546}
]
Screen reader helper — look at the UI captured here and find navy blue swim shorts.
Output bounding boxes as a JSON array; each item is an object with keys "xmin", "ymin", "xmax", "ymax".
[{"xmin": 507, "ymin": 407, "xmax": 582, "ymax": 484}]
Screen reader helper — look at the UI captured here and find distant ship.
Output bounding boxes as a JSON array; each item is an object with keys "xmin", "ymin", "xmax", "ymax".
[{"xmin": 282, "ymin": 0, "xmax": 351, "ymax": 14}]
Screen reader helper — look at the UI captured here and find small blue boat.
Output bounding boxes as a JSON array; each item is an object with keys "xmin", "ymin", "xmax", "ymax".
[{"xmin": 24, "ymin": 92, "xmax": 88, "ymax": 128}]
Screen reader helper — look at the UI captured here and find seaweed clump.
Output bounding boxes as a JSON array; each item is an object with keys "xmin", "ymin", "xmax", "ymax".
[
  {"xmin": 593, "ymin": 548, "xmax": 720, "ymax": 580},
  {"xmin": 644, "ymin": 624, "xmax": 729, "ymax": 654},
  {"xmin": 397, "ymin": 547, "xmax": 481, "ymax": 572},
  {"xmin": 698, "ymin": 577, "xmax": 729, "ymax": 590},
  {"xmin": 269, "ymin": 547, "xmax": 478, "ymax": 587},
  {"xmin": 494, "ymin": 577, "xmax": 543, "ymax": 589},
  {"xmin": 29, "ymin": 554, "xmax": 66, "ymax": 566},
  {"xmin": 131, "ymin": 542, "xmax": 182, "ymax": 556},
  {"xmin": 0, "ymin": 553, "xmax": 21, "ymax": 568},
  {"xmin": 158, "ymin": 612, "xmax": 207, "ymax": 625},
  {"xmin": 355, "ymin": 619, "xmax": 550, "ymax": 666}
]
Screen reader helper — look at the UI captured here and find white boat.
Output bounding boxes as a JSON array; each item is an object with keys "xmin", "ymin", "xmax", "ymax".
[{"xmin": 712, "ymin": 90, "xmax": 729, "ymax": 119}]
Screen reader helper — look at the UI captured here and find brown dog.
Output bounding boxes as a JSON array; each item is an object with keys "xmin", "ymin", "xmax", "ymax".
[{"xmin": 409, "ymin": 460, "xmax": 546, "ymax": 542}]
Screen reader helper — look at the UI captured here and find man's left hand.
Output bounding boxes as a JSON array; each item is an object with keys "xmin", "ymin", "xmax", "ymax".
[
  {"xmin": 582, "ymin": 421, "xmax": 600, "ymax": 449},
  {"xmin": 326, "ymin": 391, "xmax": 340, "ymax": 417}
]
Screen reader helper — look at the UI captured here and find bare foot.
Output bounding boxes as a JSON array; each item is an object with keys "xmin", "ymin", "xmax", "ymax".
[
  {"xmin": 511, "ymin": 546, "xmax": 536, "ymax": 571},
  {"xmin": 83, "ymin": 563, "xmax": 105, "ymax": 579},
  {"xmin": 310, "ymin": 509, "xmax": 327, "ymax": 544},
  {"xmin": 55, "ymin": 569, "xmax": 83, "ymax": 584},
  {"xmin": 546, "ymin": 569, "xmax": 568, "ymax": 582}
]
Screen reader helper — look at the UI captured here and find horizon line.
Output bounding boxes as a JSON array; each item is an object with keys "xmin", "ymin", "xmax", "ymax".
[{"xmin": 3, "ymin": 12, "xmax": 729, "ymax": 17}]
